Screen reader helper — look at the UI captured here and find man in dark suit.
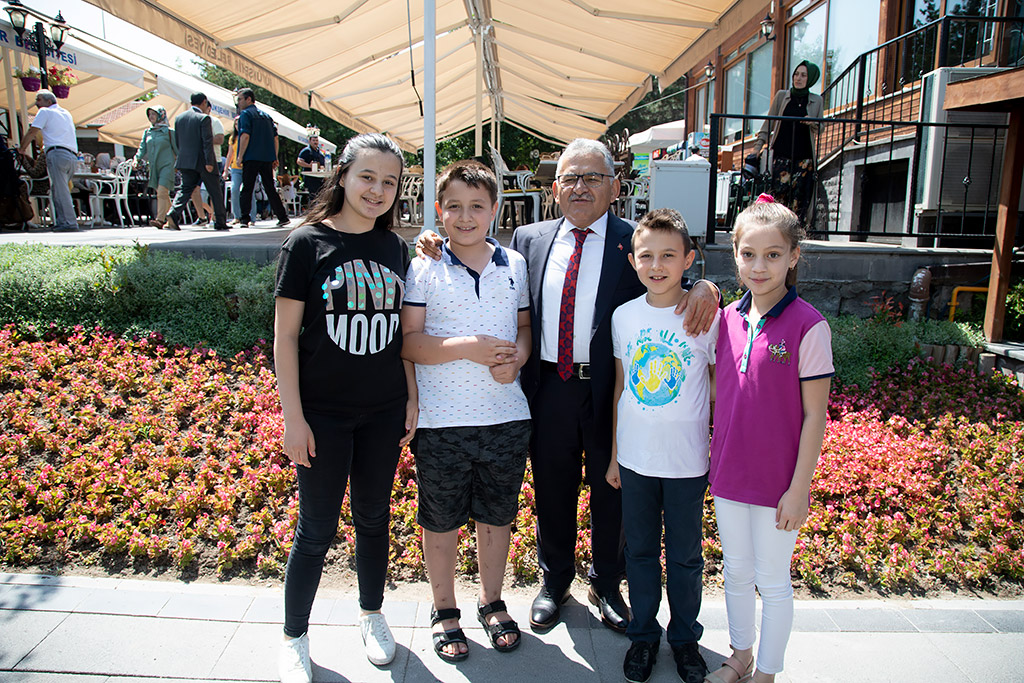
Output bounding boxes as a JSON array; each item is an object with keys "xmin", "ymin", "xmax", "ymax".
[
  {"xmin": 163, "ymin": 92, "xmax": 228, "ymax": 231},
  {"xmin": 418, "ymin": 139, "xmax": 719, "ymax": 638},
  {"xmin": 507, "ymin": 139, "xmax": 718, "ymax": 637}
]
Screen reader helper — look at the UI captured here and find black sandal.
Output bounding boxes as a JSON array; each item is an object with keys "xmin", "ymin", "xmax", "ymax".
[
  {"xmin": 430, "ymin": 607, "xmax": 469, "ymax": 662},
  {"xmin": 477, "ymin": 599, "xmax": 521, "ymax": 653}
]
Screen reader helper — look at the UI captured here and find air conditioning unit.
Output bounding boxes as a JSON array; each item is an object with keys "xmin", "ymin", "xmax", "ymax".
[{"xmin": 915, "ymin": 67, "xmax": 1016, "ymax": 212}]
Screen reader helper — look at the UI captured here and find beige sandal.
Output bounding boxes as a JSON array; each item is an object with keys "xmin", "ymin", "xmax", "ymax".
[{"xmin": 704, "ymin": 648, "xmax": 754, "ymax": 683}]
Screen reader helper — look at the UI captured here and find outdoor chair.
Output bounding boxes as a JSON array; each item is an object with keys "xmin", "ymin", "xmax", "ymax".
[
  {"xmin": 488, "ymin": 144, "xmax": 542, "ymax": 234},
  {"xmin": 24, "ymin": 176, "xmax": 53, "ymax": 226},
  {"xmin": 616, "ymin": 176, "xmax": 649, "ymax": 222},
  {"xmin": 400, "ymin": 173, "xmax": 424, "ymax": 225},
  {"xmin": 90, "ymin": 161, "xmax": 134, "ymax": 227}
]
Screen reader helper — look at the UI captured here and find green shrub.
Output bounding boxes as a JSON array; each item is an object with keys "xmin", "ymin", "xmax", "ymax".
[
  {"xmin": 828, "ymin": 314, "xmax": 985, "ymax": 387},
  {"xmin": 0, "ymin": 244, "xmax": 274, "ymax": 355}
]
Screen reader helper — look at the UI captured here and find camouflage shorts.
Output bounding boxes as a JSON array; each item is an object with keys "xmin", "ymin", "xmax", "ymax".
[{"xmin": 413, "ymin": 420, "xmax": 531, "ymax": 532}]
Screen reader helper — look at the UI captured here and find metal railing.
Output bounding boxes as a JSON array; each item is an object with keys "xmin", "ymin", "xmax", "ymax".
[
  {"xmin": 819, "ymin": 15, "xmax": 1023, "ymax": 156},
  {"xmin": 705, "ymin": 112, "xmax": 1009, "ymax": 246}
]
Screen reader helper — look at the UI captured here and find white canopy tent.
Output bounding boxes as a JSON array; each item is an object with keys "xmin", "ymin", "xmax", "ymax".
[
  {"xmin": 81, "ymin": 0, "xmax": 733, "ymax": 151},
  {"xmin": 96, "ymin": 69, "xmax": 337, "ymax": 152},
  {"xmin": 627, "ymin": 119, "xmax": 687, "ymax": 153},
  {"xmin": 1, "ymin": 18, "xmax": 151, "ymax": 141},
  {"xmin": 81, "ymin": 38, "xmax": 335, "ymax": 151}
]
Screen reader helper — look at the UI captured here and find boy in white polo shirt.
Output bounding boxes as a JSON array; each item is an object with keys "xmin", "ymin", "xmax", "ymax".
[
  {"xmin": 401, "ymin": 161, "xmax": 531, "ymax": 663},
  {"xmin": 606, "ymin": 209, "xmax": 719, "ymax": 683}
]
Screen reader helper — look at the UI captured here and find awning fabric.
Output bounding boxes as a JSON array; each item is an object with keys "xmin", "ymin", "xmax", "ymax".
[
  {"xmin": 89, "ymin": 44, "xmax": 336, "ymax": 151},
  {"xmin": 81, "ymin": 0, "xmax": 734, "ymax": 151},
  {"xmin": 1, "ymin": 19, "xmax": 152, "ymax": 125}
]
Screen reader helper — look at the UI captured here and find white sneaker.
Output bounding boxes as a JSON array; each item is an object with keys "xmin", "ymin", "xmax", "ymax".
[
  {"xmin": 278, "ymin": 633, "xmax": 311, "ymax": 683},
  {"xmin": 360, "ymin": 611, "xmax": 396, "ymax": 665}
]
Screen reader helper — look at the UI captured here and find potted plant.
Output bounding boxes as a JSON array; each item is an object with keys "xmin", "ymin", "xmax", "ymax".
[
  {"xmin": 47, "ymin": 65, "xmax": 78, "ymax": 99},
  {"xmin": 13, "ymin": 66, "xmax": 43, "ymax": 92}
]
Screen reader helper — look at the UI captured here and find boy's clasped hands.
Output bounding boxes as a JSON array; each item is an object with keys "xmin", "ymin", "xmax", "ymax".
[{"xmin": 457, "ymin": 334, "xmax": 522, "ymax": 384}]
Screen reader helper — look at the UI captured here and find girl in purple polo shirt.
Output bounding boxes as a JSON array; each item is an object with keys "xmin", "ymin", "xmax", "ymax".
[{"xmin": 706, "ymin": 196, "xmax": 833, "ymax": 683}]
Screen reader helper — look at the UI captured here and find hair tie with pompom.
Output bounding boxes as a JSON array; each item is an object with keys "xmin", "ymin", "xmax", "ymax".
[{"xmin": 755, "ymin": 193, "xmax": 776, "ymax": 204}]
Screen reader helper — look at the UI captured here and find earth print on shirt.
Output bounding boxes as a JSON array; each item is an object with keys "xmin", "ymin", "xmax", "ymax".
[
  {"xmin": 321, "ymin": 259, "xmax": 404, "ymax": 355},
  {"xmin": 627, "ymin": 328, "xmax": 695, "ymax": 407}
]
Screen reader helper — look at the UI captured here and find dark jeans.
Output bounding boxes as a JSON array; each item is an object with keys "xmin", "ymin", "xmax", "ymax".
[
  {"xmin": 283, "ymin": 407, "xmax": 405, "ymax": 637},
  {"xmin": 169, "ymin": 166, "xmax": 227, "ymax": 227},
  {"xmin": 240, "ymin": 160, "xmax": 287, "ymax": 223},
  {"xmin": 620, "ymin": 466, "xmax": 707, "ymax": 647},
  {"xmin": 530, "ymin": 366, "xmax": 625, "ymax": 595}
]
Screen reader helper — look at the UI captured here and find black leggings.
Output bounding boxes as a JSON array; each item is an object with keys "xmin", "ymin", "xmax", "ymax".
[{"xmin": 283, "ymin": 406, "xmax": 404, "ymax": 637}]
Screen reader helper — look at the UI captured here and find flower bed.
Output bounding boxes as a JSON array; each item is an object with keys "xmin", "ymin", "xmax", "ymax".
[{"xmin": 1, "ymin": 326, "xmax": 1021, "ymax": 593}]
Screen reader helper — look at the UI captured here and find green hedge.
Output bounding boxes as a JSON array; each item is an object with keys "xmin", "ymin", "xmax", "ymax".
[
  {"xmin": 0, "ymin": 245, "xmax": 987, "ymax": 379},
  {"xmin": 827, "ymin": 314, "xmax": 985, "ymax": 387},
  {"xmin": 0, "ymin": 244, "xmax": 275, "ymax": 356}
]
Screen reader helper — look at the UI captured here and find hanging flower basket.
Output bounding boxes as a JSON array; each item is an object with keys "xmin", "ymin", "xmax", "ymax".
[
  {"xmin": 19, "ymin": 76, "xmax": 41, "ymax": 92},
  {"xmin": 52, "ymin": 84, "xmax": 70, "ymax": 99}
]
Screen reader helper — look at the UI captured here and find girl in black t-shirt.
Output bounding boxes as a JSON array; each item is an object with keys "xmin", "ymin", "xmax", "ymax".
[{"xmin": 273, "ymin": 133, "xmax": 417, "ymax": 681}]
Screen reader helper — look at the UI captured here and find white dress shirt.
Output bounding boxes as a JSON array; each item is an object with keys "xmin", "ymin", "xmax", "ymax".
[{"xmin": 540, "ymin": 212, "xmax": 609, "ymax": 363}]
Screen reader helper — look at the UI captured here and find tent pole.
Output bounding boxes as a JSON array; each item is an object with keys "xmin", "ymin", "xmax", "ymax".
[
  {"xmin": 422, "ymin": 0, "xmax": 436, "ymax": 235},
  {"xmin": 475, "ymin": 25, "xmax": 483, "ymax": 157}
]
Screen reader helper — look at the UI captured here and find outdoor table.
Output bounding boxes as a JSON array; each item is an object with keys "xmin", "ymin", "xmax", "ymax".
[
  {"xmin": 74, "ymin": 172, "xmax": 117, "ymax": 227},
  {"xmin": 301, "ymin": 170, "xmax": 331, "ymax": 179}
]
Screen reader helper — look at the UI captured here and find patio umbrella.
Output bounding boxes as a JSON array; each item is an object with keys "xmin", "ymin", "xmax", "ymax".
[{"xmin": 627, "ymin": 119, "xmax": 687, "ymax": 153}]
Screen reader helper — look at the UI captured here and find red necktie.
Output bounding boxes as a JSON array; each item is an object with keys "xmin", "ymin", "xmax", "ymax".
[{"xmin": 557, "ymin": 227, "xmax": 590, "ymax": 381}]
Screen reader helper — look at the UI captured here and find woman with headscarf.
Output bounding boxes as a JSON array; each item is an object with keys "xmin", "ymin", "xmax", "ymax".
[
  {"xmin": 756, "ymin": 60, "xmax": 823, "ymax": 227},
  {"xmin": 133, "ymin": 105, "xmax": 177, "ymax": 228}
]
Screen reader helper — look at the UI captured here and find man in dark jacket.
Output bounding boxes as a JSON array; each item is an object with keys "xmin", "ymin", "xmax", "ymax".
[{"xmin": 163, "ymin": 92, "xmax": 228, "ymax": 231}]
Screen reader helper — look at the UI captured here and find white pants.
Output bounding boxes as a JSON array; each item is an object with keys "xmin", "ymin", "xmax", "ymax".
[{"xmin": 714, "ymin": 496, "xmax": 799, "ymax": 675}]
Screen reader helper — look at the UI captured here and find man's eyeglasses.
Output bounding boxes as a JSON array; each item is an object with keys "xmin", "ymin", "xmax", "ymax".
[{"xmin": 557, "ymin": 172, "xmax": 614, "ymax": 189}]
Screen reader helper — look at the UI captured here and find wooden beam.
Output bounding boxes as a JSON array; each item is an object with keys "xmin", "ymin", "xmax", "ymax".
[
  {"xmin": 944, "ymin": 67, "xmax": 1024, "ymax": 113},
  {"xmin": 984, "ymin": 108, "xmax": 1023, "ymax": 342}
]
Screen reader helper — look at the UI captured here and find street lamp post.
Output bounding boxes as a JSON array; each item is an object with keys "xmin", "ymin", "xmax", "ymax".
[{"xmin": 4, "ymin": 1, "xmax": 69, "ymax": 84}]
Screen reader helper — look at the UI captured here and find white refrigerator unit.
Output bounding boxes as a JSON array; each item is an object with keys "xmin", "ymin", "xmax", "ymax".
[{"xmin": 648, "ymin": 159, "xmax": 710, "ymax": 239}]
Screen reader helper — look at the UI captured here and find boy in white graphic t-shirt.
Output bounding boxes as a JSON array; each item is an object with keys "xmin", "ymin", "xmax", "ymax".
[{"xmin": 606, "ymin": 208, "xmax": 720, "ymax": 683}]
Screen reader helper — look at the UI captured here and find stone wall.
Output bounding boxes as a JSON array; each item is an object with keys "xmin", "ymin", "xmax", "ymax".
[{"xmin": 692, "ymin": 241, "xmax": 995, "ymax": 319}]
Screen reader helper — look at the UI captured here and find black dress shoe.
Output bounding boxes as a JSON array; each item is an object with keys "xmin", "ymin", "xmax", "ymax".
[
  {"xmin": 529, "ymin": 586, "xmax": 570, "ymax": 633},
  {"xmin": 623, "ymin": 640, "xmax": 658, "ymax": 683},
  {"xmin": 672, "ymin": 642, "xmax": 708, "ymax": 683},
  {"xmin": 588, "ymin": 585, "xmax": 629, "ymax": 633}
]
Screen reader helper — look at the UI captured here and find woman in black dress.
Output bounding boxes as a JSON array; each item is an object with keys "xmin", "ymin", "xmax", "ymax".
[{"xmin": 756, "ymin": 61, "xmax": 823, "ymax": 227}]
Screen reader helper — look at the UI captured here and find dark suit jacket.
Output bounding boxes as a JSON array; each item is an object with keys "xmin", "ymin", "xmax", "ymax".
[
  {"xmin": 173, "ymin": 106, "xmax": 216, "ymax": 172},
  {"xmin": 510, "ymin": 212, "xmax": 645, "ymax": 436}
]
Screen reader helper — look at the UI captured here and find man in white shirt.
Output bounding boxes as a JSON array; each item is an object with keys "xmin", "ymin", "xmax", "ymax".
[{"xmin": 18, "ymin": 90, "xmax": 79, "ymax": 232}]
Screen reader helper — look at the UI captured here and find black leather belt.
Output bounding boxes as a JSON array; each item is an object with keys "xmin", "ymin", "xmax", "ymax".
[
  {"xmin": 541, "ymin": 361, "xmax": 591, "ymax": 380},
  {"xmin": 46, "ymin": 146, "xmax": 77, "ymax": 156}
]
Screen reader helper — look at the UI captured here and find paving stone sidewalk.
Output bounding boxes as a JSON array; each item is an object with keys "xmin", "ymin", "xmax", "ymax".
[{"xmin": 2, "ymin": 572, "xmax": 1023, "ymax": 682}]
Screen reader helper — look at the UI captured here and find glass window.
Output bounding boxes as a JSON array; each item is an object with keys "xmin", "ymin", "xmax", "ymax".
[
  {"xmin": 724, "ymin": 60, "xmax": 746, "ymax": 139},
  {"xmin": 825, "ymin": 0, "xmax": 881, "ymax": 91},
  {"xmin": 745, "ymin": 41, "xmax": 774, "ymax": 134},
  {"xmin": 787, "ymin": 2, "xmax": 827, "ymax": 94}
]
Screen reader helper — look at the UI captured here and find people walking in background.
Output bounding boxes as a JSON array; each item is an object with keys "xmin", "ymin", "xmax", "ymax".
[
  {"xmin": 224, "ymin": 117, "xmax": 257, "ymax": 225},
  {"xmin": 606, "ymin": 208, "xmax": 718, "ymax": 683},
  {"xmin": 133, "ymin": 105, "xmax": 177, "ymax": 228},
  {"xmin": 162, "ymin": 92, "xmax": 228, "ymax": 231},
  {"xmin": 274, "ymin": 133, "xmax": 417, "ymax": 683},
  {"xmin": 17, "ymin": 90, "xmax": 79, "ymax": 232},
  {"xmin": 707, "ymin": 196, "xmax": 832, "ymax": 683},
  {"xmin": 236, "ymin": 87, "xmax": 290, "ymax": 227},
  {"xmin": 756, "ymin": 61, "xmax": 823, "ymax": 228},
  {"xmin": 402, "ymin": 161, "xmax": 531, "ymax": 662}
]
